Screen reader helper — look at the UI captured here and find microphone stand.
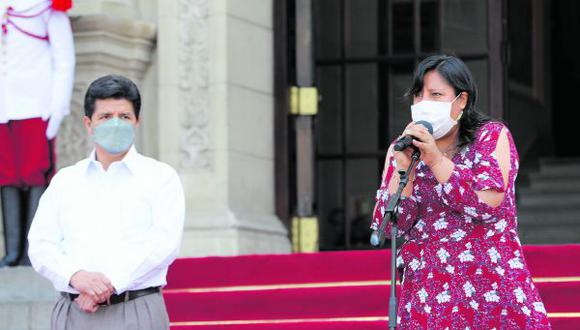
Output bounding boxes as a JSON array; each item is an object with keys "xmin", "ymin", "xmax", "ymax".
[{"xmin": 370, "ymin": 148, "xmax": 420, "ymax": 330}]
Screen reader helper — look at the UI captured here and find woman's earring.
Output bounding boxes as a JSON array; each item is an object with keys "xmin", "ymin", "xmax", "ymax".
[{"xmin": 456, "ymin": 111, "xmax": 463, "ymax": 121}]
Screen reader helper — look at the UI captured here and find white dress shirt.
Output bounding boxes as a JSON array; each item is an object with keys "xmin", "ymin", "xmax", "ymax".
[
  {"xmin": 0, "ymin": 0, "xmax": 75, "ymax": 123},
  {"xmin": 28, "ymin": 146, "xmax": 185, "ymax": 294}
]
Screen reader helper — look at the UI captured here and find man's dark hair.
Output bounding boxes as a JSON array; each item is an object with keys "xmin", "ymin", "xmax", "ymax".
[
  {"xmin": 84, "ymin": 74, "xmax": 142, "ymax": 119},
  {"xmin": 406, "ymin": 54, "xmax": 492, "ymax": 149}
]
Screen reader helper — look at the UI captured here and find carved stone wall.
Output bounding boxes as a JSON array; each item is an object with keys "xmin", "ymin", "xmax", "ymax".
[
  {"xmin": 178, "ymin": 0, "xmax": 211, "ymax": 169},
  {"xmin": 56, "ymin": 82, "xmax": 92, "ymax": 168}
]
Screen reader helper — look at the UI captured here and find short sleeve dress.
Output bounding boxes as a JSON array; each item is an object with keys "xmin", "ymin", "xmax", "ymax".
[{"xmin": 371, "ymin": 121, "xmax": 552, "ymax": 329}]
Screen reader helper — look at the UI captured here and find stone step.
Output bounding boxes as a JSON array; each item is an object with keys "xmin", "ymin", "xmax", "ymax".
[
  {"xmin": 514, "ymin": 157, "xmax": 579, "ymax": 244},
  {"xmin": 540, "ymin": 157, "xmax": 580, "ymax": 167},
  {"xmin": 517, "ymin": 210, "xmax": 580, "ymax": 228},
  {"xmin": 517, "ymin": 192, "xmax": 580, "ymax": 208},
  {"xmin": 518, "ymin": 184, "xmax": 580, "ymax": 195},
  {"xmin": 521, "ymin": 159, "xmax": 580, "ymax": 195},
  {"xmin": 538, "ymin": 162, "xmax": 580, "ymax": 176},
  {"xmin": 519, "ymin": 225, "xmax": 580, "ymax": 244},
  {"xmin": 0, "ymin": 301, "xmax": 53, "ymax": 330},
  {"xmin": 526, "ymin": 183, "xmax": 580, "ymax": 194},
  {"xmin": 0, "ymin": 267, "xmax": 56, "ymax": 330},
  {"xmin": 518, "ymin": 226, "xmax": 580, "ymax": 244},
  {"xmin": 0, "ymin": 267, "xmax": 57, "ymax": 302},
  {"xmin": 528, "ymin": 172, "xmax": 580, "ymax": 183}
]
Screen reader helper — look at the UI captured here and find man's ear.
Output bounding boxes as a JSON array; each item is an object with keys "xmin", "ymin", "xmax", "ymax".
[{"xmin": 83, "ymin": 116, "xmax": 93, "ymax": 134}]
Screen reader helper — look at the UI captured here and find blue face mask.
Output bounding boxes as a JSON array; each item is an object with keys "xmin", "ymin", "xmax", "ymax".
[{"xmin": 92, "ymin": 117, "xmax": 135, "ymax": 154}]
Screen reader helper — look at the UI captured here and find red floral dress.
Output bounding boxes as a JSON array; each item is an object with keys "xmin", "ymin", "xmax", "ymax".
[{"xmin": 371, "ymin": 122, "xmax": 551, "ymax": 329}]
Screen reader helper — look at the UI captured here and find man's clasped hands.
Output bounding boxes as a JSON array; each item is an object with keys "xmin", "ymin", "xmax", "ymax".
[{"xmin": 69, "ymin": 270, "xmax": 115, "ymax": 313}]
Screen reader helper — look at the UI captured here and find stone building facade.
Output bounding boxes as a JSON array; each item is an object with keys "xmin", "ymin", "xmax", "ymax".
[{"xmin": 0, "ymin": 0, "xmax": 290, "ymax": 259}]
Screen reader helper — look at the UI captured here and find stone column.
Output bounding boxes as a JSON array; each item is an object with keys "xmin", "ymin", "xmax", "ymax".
[{"xmin": 157, "ymin": 0, "xmax": 290, "ymax": 256}]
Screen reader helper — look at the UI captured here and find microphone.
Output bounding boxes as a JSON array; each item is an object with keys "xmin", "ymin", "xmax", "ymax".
[
  {"xmin": 393, "ymin": 121, "xmax": 434, "ymax": 151},
  {"xmin": 370, "ymin": 121, "xmax": 432, "ymax": 247}
]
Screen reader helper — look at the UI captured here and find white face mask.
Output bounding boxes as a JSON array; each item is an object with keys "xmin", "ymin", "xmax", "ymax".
[{"xmin": 411, "ymin": 94, "xmax": 462, "ymax": 139}]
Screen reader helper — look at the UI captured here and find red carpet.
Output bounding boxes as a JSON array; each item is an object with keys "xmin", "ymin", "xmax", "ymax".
[{"xmin": 164, "ymin": 245, "xmax": 580, "ymax": 329}]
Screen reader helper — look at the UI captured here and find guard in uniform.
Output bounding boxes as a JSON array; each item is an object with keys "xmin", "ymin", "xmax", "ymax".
[{"xmin": 0, "ymin": 0, "xmax": 74, "ymax": 267}]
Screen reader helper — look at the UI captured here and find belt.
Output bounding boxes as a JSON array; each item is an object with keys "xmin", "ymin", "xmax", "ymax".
[{"xmin": 62, "ymin": 287, "xmax": 160, "ymax": 306}]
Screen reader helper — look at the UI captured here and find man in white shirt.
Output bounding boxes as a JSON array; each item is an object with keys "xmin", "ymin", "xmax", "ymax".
[
  {"xmin": 0, "ymin": 0, "xmax": 75, "ymax": 267},
  {"xmin": 28, "ymin": 75, "xmax": 185, "ymax": 330}
]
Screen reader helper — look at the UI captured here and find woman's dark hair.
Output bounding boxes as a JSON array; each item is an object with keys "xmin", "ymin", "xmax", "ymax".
[
  {"xmin": 84, "ymin": 74, "xmax": 141, "ymax": 119},
  {"xmin": 406, "ymin": 54, "xmax": 490, "ymax": 149}
]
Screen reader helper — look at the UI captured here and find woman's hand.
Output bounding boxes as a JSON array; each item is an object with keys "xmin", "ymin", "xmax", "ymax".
[
  {"xmin": 405, "ymin": 123, "xmax": 444, "ymax": 169},
  {"xmin": 393, "ymin": 122, "xmax": 417, "ymax": 171}
]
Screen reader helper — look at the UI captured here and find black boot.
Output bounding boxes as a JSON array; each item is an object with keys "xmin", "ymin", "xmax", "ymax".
[
  {"xmin": 19, "ymin": 186, "xmax": 46, "ymax": 266},
  {"xmin": 0, "ymin": 186, "xmax": 23, "ymax": 268}
]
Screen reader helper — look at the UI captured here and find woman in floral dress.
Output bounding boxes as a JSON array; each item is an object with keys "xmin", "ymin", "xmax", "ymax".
[{"xmin": 371, "ymin": 55, "xmax": 551, "ymax": 329}]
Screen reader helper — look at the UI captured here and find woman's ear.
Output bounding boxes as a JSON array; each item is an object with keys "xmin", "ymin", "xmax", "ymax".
[{"xmin": 459, "ymin": 92, "xmax": 468, "ymax": 110}]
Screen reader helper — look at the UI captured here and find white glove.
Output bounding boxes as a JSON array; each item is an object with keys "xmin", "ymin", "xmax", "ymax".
[{"xmin": 46, "ymin": 114, "xmax": 64, "ymax": 140}]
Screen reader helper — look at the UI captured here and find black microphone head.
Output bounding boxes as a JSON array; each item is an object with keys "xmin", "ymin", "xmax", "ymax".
[
  {"xmin": 393, "ymin": 135, "xmax": 413, "ymax": 151},
  {"xmin": 415, "ymin": 120, "xmax": 434, "ymax": 135}
]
